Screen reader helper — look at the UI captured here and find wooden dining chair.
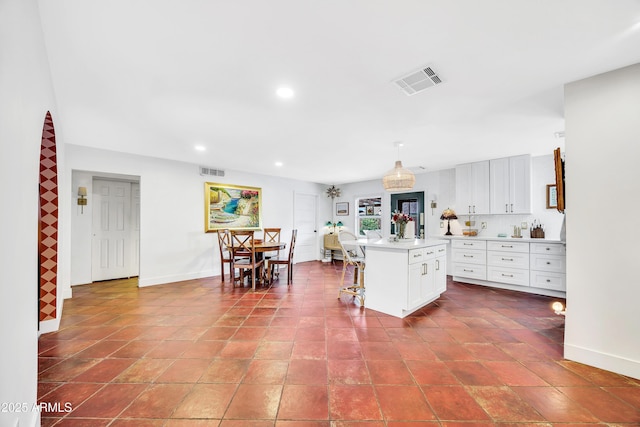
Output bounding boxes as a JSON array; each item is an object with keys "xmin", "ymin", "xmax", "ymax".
[
  {"xmin": 268, "ymin": 229, "xmax": 297, "ymax": 286},
  {"xmin": 262, "ymin": 227, "xmax": 281, "ymax": 275},
  {"xmin": 337, "ymin": 231, "xmax": 366, "ymax": 305},
  {"xmin": 230, "ymin": 230, "xmax": 264, "ymax": 291},
  {"xmin": 216, "ymin": 229, "xmax": 232, "ymax": 282}
]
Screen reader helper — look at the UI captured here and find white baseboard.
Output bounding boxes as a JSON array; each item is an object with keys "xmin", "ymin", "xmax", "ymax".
[
  {"xmin": 138, "ymin": 270, "xmax": 216, "ymax": 287},
  {"xmin": 565, "ymin": 343, "xmax": 640, "ymax": 380}
]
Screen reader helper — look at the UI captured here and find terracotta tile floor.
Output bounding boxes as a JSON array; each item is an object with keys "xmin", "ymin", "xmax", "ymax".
[{"xmin": 39, "ymin": 261, "xmax": 640, "ymax": 426}]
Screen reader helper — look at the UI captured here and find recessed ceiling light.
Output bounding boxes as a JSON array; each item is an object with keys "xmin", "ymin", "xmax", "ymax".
[
  {"xmin": 194, "ymin": 145, "xmax": 206, "ymax": 151},
  {"xmin": 275, "ymin": 161, "xmax": 284, "ymax": 167},
  {"xmin": 276, "ymin": 87, "xmax": 294, "ymax": 98}
]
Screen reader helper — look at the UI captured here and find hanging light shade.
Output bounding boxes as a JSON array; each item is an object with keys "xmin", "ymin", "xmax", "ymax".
[
  {"xmin": 382, "ymin": 160, "xmax": 415, "ymax": 191},
  {"xmin": 382, "ymin": 142, "xmax": 415, "ymax": 191}
]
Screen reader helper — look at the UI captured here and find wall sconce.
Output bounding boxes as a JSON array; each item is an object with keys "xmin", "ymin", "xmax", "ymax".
[
  {"xmin": 77, "ymin": 186, "xmax": 87, "ymax": 213},
  {"xmin": 325, "ymin": 220, "xmax": 343, "ymax": 234}
]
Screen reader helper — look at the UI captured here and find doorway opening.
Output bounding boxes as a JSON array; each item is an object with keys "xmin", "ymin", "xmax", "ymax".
[
  {"xmin": 390, "ymin": 191, "xmax": 425, "ymax": 238},
  {"xmin": 70, "ymin": 171, "xmax": 140, "ymax": 287}
]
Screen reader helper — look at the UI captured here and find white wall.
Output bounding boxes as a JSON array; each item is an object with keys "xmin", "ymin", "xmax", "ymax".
[
  {"xmin": 0, "ymin": 0, "xmax": 56, "ymax": 425},
  {"xmin": 564, "ymin": 63, "xmax": 640, "ymax": 379},
  {"xmin": 63, "ymin": 144, "xmax": 327, "ymax": 292}
]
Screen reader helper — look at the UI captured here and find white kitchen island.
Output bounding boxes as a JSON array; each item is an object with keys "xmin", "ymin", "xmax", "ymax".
[{"xmin": 343, "ymin": 238, "xmax": 448, "ymax": 318}]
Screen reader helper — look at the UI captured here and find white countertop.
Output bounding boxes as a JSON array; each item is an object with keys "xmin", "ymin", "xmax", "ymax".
[
  {"xmin": 434, "ymin": 235, "xmax": 565, "ymax": 244},
  {"xmin": 341, "ymin": 238, "xmax": 449, "ymax": 250}
]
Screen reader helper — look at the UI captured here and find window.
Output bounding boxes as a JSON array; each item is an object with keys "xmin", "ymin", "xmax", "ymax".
[{"xmin": 356, "ymin": 197, "xmax": 382, "ymax": 236}]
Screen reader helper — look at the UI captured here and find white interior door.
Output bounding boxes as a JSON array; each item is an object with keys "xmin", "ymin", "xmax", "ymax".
[
  {"xmin": 293, "ymin": 192, "xmax": 318, "ymax": 263},
  {"xmin": 92, "ymin": 179, "xmax": 138, "ymax": 281}
]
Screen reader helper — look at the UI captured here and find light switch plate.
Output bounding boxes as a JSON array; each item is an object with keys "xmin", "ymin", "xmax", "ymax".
[
  {"xmin": 481, "ymin": 222, "xmax": 487, "ymax": 229},
  {"xmin": 521, "ymin": 222, "xmax": 528, "ymax": 229},
  {"xmin": 440, "ymin": 222, "xmax": 444, "ymax": 228}
]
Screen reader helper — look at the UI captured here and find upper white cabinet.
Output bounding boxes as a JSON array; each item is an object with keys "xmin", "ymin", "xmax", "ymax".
[
  {"xmin": 456, "ymin": 160, "xmax": 490, "ymax": 214},
  {"xmin": 489, "ymin": 155, "xmax": 531, "ymax": 214}
]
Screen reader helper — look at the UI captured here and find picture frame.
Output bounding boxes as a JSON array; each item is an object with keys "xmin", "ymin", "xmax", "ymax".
[
  {"xmin": 546, "ymin": 184, "xmax": 558, "ymax": 209},
  {"xmin": 336, "ymin": 202, "xmax": 349, "ymax": 216},
  {"xmin": 204, "ymin": 182, "xmax": 262, "ymax": 232}
]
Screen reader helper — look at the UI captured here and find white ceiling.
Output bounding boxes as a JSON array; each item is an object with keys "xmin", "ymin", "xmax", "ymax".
[{"xmin": 38, "ymin": 1, "xmax": 640, "ymax": 185}]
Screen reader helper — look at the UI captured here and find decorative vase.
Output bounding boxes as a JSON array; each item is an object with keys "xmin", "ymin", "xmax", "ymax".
[{"xmin": 398, "ymin": 222, "xmax": 406, "ymax": 239}]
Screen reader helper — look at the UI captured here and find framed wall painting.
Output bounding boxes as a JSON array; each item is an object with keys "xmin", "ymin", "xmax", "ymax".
[
  {"xmin": 336, "ymin": 202, "xmax": 349, "ymax": 216},
  {"xmin": 205, "ymin": 182, "xmax": 262, "ymax": 232},
  {"xmin": 546, "ymin": 184, "xmax": 558, "ymax": 209}
]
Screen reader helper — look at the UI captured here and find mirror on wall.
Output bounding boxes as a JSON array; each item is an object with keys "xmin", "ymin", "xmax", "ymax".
[{"xmin": 390, "ymin": 191, "xmax": 425, "ymax": 237}]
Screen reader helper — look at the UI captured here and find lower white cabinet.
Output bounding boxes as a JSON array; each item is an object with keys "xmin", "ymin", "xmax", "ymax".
[
  {"xmin": 487, "ymin": 240, "xmax": 529, "ymax": 286},
  {"xmin": 451, "ymin": 239, "xmax": 486, "ymax": 280},
  {"xmin": 364, "ymin": 242, "xmax": 447, "ymax": 318},
  {"xmin": 435, "ymin": 246, "xmax": 447, "ymax": 294},
  {"xmin": 530, "ymin": 242, "xmax": 566, "ymax": 291},
  {"xmin": 452, "ymin": 238, "xmax": 566, "ymax": 296},
  {"xmin": 408, "ymin": 246, "xmax": 446, "ymax": 311}
]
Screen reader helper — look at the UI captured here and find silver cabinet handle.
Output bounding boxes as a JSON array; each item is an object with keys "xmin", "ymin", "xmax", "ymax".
[
  {"xmin": 510, "ymin": 203, "xmax": 513, "ymax": 212},
  {"xmin": 501, "ymin": 273, "xmax": 514, "ymax": 277},
  {"xmin": 501, "ymin": 258, "xmax": 514, "ymax": 261},
  {"xmin": 463, "ymin": 255, "xmax": 474, "ymax": 258},
  {"xmin": 505, "ymin": 204, "xmax": 508, "ymax": 213},
  {"xmin": 436, "ymin": 260, "xmax": 440, "ymax": 270},
  {"xmin": 501, "ymin": 245, "xmax": 513, "ymax": 248},
  {"xmin": 463, "ymin": 268, "xmax": 474, "ymax": 272}
]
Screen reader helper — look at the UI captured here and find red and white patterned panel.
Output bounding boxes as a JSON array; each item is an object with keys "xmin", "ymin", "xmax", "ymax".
[{"xmin": 39, "ymin": 111, "xmax": 58, "ymax": 322}]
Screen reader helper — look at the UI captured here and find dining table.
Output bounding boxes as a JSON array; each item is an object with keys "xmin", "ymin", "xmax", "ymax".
[{"xmin": 231, "ymin": 240, "xmax": 286, "ymax": 286}]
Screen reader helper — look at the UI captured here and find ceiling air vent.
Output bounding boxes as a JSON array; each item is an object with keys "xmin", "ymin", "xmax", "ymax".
[
  {"xmin": 393, "ymin": 66, "xmax": 443, "ymax": 96},
  {"xmin": 199, "ymin": 166, "xmax": 225, "ymax": 177}
]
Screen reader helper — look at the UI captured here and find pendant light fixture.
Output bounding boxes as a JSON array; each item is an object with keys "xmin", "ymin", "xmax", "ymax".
[{"xmin": 382, "ymin": 142, "xmax": 415, "ymax": 191}]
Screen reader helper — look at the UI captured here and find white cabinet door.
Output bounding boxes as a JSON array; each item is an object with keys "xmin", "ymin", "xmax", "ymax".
[
  {"xmin": 490, "ymin": 155, "xmax": 531, "ymax": 214},
  {"xmin": 509, "ymin": 155, "xmax": 531, "ymax": 214},
  {"xmin": 407, "ymin": 262, "xmax": 426, "ymax": 310},
  {"xmin": 435, "ymin": 255, "xmax": 446, "ymax": 294},
  {"xmin": 456, "ymin": 161, "xmax": 490, "ymax": 214},
  {"xmin": 471, "ymin": 161, "xmax": 490, "ymax": 214},
  {"xmin": 490, "ymin": 157, "xmax": 510, "ymax": 213},
  {"xmin": 455, "ymin": 163, "xmax": 473, "ymax": 214}
]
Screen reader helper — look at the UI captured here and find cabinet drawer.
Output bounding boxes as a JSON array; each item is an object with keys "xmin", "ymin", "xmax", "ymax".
[
  {"xmin": 487, "ymin": 241, "xmax": 529, "ymax": 253},
  {"xmin": 530, "ymin": 242, "xmax": 566, "ymax": 255},
  {"xmin": 423, "ymin": 247, "xmax": 439, "ymax": 260},
  {"xmin": 487, "ymin": 251, "xmax": 529, "ymax": 269},
  {"xmin": 487, "ymin": 266, "xmax": 530, "ymax": 286},
  {"xmin": 453, "ymin": 263, "xmax": 487, "ymax": 280},
  {"xmin": 408, "ymin": 249, "xmax": 425, "ymax": 265},
  {"xmin": 452, "ymin": 249, "xmax": 486, "ymax": 265},
  {"xmin": 409, "ymin": 246, "xmax": 443, "ymax": 264},
  {"xmin": 530, "ymin": 270, "xmax": 566, "ymax": 291},
  {"xmin": 452, "ymin": 239, "xmax": 486, "ymax": 250},
  {"xmin": 530, "ymin": 254, "xmax": 566, "ymax": 273}
]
